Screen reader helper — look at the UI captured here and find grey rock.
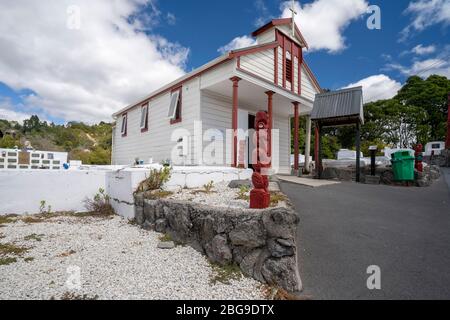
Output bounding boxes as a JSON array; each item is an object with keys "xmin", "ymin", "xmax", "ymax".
[
  {"xmin": 239, "ymin": 249, "xmax": 262, "ymax": 277},
  {"xmin": 157, "ymin": 241, "xmax": 175, "ymax": 249},
  {"xmin": 206, "ymin": 235, "xmax": 232, "ymax": 265},
  {"xmin": 261, "ymin": 257, "xmax": 302, "ymax": 293},
  {"xmin": 134, "ymin": 206, "xmax": 145, "ymax": 225},
  {"xmin": 268, "ymin": 239, "xmax": 295, "ymax": 258},
  {"xmin": 155, "ymin": 219, "xmax": 167, "ymax": 233},
  {"xmin": 134, "ymin": 193, "xmax": 144, "ymax": 207},
  {"xmin": 262, "ymin": 208, "xmax": 298, "ymax": 239},
  {"xmin": 143, "ymin": 200, "xmax": 156, "ymax": 222},
  {"xmin": 229, "ymin": 219, "xmax": 265, "ymax": 248},
  {"xmin": 228, "ymin": 180, "xmax": 252, "ymax": 189},
  {"xmin": 142, "ymin": 221, "xmax": 154, "ymax": 231}
]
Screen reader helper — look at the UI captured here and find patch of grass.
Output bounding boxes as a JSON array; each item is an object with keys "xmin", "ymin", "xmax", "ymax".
[
  {"xmin": 84, "ymin": 188, "xmax": 116, "ymax": 217},
  {"xmin": 24, "ymin": 257, "xmax": 35, "ymax": 263},
  {"xmin": 0, "ymin": 257, "xmax": 17, "ymax": 266},
  {"xmin": 57, "ymin": 250, "xmax": 76, "ymax": 258},
  {"xmin": 203, "ymin": 181, "xmax": 215, "ymax": 194},
  {"xmin": 261, "ymin": 285, "xmax": 305, "ymax": 300},
  {"xmin": 209, "ymin": 262, "xmax": 243, "ymax": 285},
  {"xmin": 21, "ymin": 216, "xmax": 45, "ymax": 224},
  {"xmin": 236, "ymin": 185, "xmax": 250, "ymax": 201},
  {"xmin": 0, "ymin": 215, "xmax": 17, "ymax": 226},
  {"xmin": 59, "ymin": 292, "xmax": 99, "ymax": 300},
  {"xmin": 0, "ymin": 243, "xmax": 29, "ymax": 256},
  {"xmin": 270, "ymin": 192, "xmax": 287, "ymax": 207},
  {"xmin": 145, "ymin": 190, "xmax": 174, "ymax": 200},
  {"xmin": 24, "ymin": 234, "xmax": 44, "ymax": 242},
  {"xmin": 158, "ymin": 233, "xmax": 173, "ymax": 242}
]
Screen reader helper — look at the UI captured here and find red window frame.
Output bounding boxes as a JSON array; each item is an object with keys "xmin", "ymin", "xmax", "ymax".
[{"xmin": 170, "ymin": 86, "xmax": 182, "ymax": 125}]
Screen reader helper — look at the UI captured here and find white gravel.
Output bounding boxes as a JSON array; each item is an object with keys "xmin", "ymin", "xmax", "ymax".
[
  {"xmin": 167, "ymin": 181, "xmax": 286, "ymax": 209},
  {"xmin": 0, "ymin": 215, "xmax": 265, "ymax": 300}
]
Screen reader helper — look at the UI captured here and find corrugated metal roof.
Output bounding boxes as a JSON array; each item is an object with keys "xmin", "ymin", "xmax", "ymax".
[{"xmin": 311, "ymin": 86, "xmax": 364, "ymax": 124}]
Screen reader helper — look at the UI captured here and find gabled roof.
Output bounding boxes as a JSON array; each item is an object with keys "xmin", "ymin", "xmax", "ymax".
[
  {"xmin": 252, "ymin": 18, "xmax": 309, "ymax": 49},
  {"xmin": 311, "ymin": 87, "xmax": 364, "ymax": 125}
]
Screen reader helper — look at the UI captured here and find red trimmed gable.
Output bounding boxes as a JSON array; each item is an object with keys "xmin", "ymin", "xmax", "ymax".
[{"xmin": 252, "ymin": 18, "xmax": 309, "ymax": 49}]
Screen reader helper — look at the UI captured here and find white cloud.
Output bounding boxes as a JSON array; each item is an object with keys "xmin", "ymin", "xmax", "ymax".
[
  {"xmin": 401, "ymin": 0, "xmax": 450, "ymax": 41},
  {"xmin": 218, "ymin": 36, "xmax": 258, "ymax": 54},
  {"xmin": 412, "ymin": 44, "xmax": 436, "ymax": 55},
  {"xmin": 166, "ymin": 12, "xmax": 176, "ymax": 26},
  {"xmin": 344, "ymin": 74, "xmax": 402, "ymax": 103},
  {"xmin": 386, "ymin": 58, "xmax": 450, "ymax": 78},
  {"xmin": 0, "ymin": 98, "xmax": 32, "ymax": 123},
  {"xmin": 280, "ymin": 0, "xmax": 369, "ymax": 53},
  {"xmin": 0, "ymin": 0, "xmax": 189, "ymax": 123}
]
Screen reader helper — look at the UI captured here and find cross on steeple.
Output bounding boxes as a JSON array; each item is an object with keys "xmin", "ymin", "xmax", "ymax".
[{"xmin": 289, "ymin": 0, "xmax": 297, "ymax": 37}]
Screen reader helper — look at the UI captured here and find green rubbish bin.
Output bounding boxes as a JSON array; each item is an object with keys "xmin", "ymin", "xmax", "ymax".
[{"xmin": 391, "ymin": 151, "xmax": 415, "ymax": 181}]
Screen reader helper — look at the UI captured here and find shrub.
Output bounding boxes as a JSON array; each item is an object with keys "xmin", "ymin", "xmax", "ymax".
[
  {"xmin": 236, "ymin": 185, "xmax": 250, "ymax": 201},
  {"xmin": 203, "ymin": 181, "xmax": 214, "ymax": 193},
  {"xmin": 84, "ymin": 188, "xmax": 115, "ymax": 216},
  {"xmin": 136, "ymin": 167, "xmax": 171, "ymax": 193}
]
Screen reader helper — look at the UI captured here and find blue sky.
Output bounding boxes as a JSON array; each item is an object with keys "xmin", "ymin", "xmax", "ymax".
[{"xmin": 0, "ymin": 0, "xmax": 449, "ymax": 124}]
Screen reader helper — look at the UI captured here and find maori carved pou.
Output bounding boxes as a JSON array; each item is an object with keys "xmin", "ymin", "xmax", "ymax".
[{"xmin": 250, "ymin": 111, "xmax": 271, "ymax": 209}]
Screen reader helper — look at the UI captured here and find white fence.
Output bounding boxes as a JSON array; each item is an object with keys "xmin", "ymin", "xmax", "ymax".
[{"xmin": 0, "ymin": 166, "xmax": 252, "ymax": 217}]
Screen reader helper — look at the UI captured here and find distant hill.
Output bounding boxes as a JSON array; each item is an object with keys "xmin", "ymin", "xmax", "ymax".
[{"xmin": 0, "ymin": 116, "xmax": 112, "ymax": 165}]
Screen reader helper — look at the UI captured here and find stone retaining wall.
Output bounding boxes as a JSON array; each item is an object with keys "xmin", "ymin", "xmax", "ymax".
[{"xmin": 134, "ymin": 194, "xmax": 302, "ymax": 293}]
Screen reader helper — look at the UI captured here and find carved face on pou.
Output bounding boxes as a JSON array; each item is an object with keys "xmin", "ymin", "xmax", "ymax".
[{"xmin": 255, "ymin": 111, "xmax": 268, "ymax": 131}]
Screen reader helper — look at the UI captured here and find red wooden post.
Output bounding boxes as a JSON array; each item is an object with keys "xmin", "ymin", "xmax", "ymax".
[
  {"xmin": 446, "ymin": 93, "xmax": 450, "ymax": 149},
  {"xmin": 293, "ymin": 102, "xmax": 300, "ymax": 173},
  {"xmin": 265, "ymin": 91, "xmax": 274, "ymax": 159},
  {"xmin": 230, "ymin": 77, "xmax": 241, "ymax": 167}
]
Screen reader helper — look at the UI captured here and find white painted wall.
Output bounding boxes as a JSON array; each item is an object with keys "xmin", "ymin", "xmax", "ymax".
[
  {"xmin": 0, "ymin": 170, "xmax": 107, "ymax": 215},
  {"xmin": 111, "ymin": 77, "xmax": 201, "ymax": 166},
  {"xmin": 301, "ymin": 64, "xmax": 320, "ymax": 101},
  {"xmin": 107, "ymin": 166, "xmax": 253, "ymax": 219},
  {"xmin": 0, "ymin": 166, "xmax": 252, "ymax": 217},
  {"xmin": 240, "ymin": 49, "xmax": 275, "ymax": 83}
]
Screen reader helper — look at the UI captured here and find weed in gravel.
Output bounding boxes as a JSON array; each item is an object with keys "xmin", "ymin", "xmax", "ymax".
[
  {"xmin": 21, "ymin": 216, "xmax": 44, "ymax": 224},
  {"xmin": 0, "ymin": 257, "xmax": 17, "ymax": 266},
  {"xmin": 0, "ymin": 215, "xmax": 17, "ymax": 226},
  {"xmin": 236, "ymin": 185, "xmax": 250, "ymax": 201},
  {"xmin": 145, "ymin": 190, "xmax": 173, "ymax": 200},
  {"xmin": 59, "ymin": 292, "xmax": 99, "ymax": 300},
  {"xmin": 83, "ymin": 188, "xmax": 116, "ymax": 217},
  {"xmin": 24, "ymin": 257, "xmax": 35, "ymax": 263},
  {"xmin": 261, "ymin": 285, "xmax": 309, "ymax": 300},
  {"xmin": 24, "ymin": 234, "xmax": 44, "ymax": 242},
  {"xmin": 209, "ymin": 262, "xmax": 243, "ymax": 285},
  {"xmin": 270, "ymin": 192, "xmax": 287, "ymax": 207},
  {"xmin": 57, "ymin": 250, "xmax": 76, "ymax": 258},
  {"xmin": 158, "ymin": 233, "xmax": 173, "ymax": 242},
  {"xmin": 0, "ymin": 243, "xmax": 29, "ymax": 256}
]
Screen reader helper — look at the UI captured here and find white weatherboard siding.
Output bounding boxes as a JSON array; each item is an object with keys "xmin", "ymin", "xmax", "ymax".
[
  {"xmin": 240, "ymin": 49, "xmax": 275, "ymax": 83},
  {"xmin": 200, "ymin": 61, "xmax": 235, "ymax": 90},
  {"xmin": 301, "ymin": 64, "xmax": 319, "ymax": 101},
  {"xmin": 200, "ymin": 90, "xmax": 291, "ymax": 173},
  {"xmin": 256, "ymin": 30, "xmax": 276, "ymax": 45},
  {"xmin": 274, "ymin": 115, "xmax": 291, "ymax": 175},
  {"xmin": 112, "ymin": 77, "xmax": 200, "ymax": 166}
]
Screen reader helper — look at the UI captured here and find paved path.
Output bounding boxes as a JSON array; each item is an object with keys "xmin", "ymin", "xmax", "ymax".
[
  {"xmin": 281, "ymin": 168, "xmax": 450, "ymax": 300},
  {"xmin": 277, "ymin": 175, "xmax": 341, "ymax": 188}
]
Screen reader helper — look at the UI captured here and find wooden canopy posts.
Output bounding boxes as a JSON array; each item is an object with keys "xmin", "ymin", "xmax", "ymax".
[{"xmin": 311, "ymin": 87, "xmax": 364, "ymax": 182}]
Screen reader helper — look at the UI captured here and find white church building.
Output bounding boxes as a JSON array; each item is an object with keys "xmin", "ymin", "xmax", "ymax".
[{"xmin": 111, "ymin": 18, "xmax": 321, "ymax": 175}]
